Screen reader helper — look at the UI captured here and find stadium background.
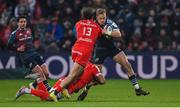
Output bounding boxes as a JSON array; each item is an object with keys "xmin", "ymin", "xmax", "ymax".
[{"xmin": 0, "ymin": 0, "xmax": 180, "ymax": 107}]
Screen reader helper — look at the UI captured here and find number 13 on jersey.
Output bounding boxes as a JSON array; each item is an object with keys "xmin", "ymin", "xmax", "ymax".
[{"xmin": 83, "ymin": 27, "xmax": 92, "ymax": 36}]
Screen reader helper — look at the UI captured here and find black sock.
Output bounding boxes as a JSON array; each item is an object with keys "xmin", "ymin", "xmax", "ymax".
[
  {"xmin": 32, "ymin": 80, "xmax": 38, "ymax": 88},
  {"xmin": 54, "ymin": 90, "xmax": 59, "ymax": 95},
  {"xmin": 43, "ymin": 80, "xmax": 51, "ymax": 91},
  {"xmin": 129, "ymin": 75, "xmax": 138, "ymax": 86},
  {"xmin": 86, "ymin": 84, "xmax": 92, "ymax": 90}
]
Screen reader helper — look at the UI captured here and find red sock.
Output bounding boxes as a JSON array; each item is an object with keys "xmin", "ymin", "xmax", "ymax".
[
  {"xmin": 37, "ymin": 81, "xmax": 47, "ymax": 92},
  {"xmin": 31, "ymin": 89, "xmax": 49, "ymax": 100},
  {"xmin": 55, "ymin": 85, "xmax": 62, "ymax": 93},
  {"xmin": 53, "ymin": 79, "xmax": 62, "ymax": 89},
  {"xmin": 53, "ymin": 78, "xmax": 65, "ymax": 93}
]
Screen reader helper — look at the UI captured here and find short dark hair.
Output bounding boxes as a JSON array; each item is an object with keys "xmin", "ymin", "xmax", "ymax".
[
  {"xmin": 17, "ymin": 15, "xmax": 27, "ymax": 22},
  {"xmin": 81, "ymin": 7, "xmax": 94, "ymax": 20},
  {"xmin": 96, "ymin": 8, "xmax": 106, "ymax": 16}
]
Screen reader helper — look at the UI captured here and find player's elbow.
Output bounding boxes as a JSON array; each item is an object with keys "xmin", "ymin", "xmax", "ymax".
[
  {"xmin": 112, "ymin": 31, "xmax": 121, "ymax": 38},
  {"xmin": 119, "ymin": 31, "xmax": 122, "ymax": 38},
  {"xmin": 116, "ymin": 31, "xmax": 122, "ymax": 38}
]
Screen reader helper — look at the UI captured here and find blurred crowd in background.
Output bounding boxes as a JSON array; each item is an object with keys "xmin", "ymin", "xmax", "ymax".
[{"xmin": 0, "ymin": 0, "xmax": 180, "ymax": 53}]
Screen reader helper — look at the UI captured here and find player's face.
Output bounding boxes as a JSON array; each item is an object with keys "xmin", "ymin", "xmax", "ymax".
[
  {"xmin": 96, "ymin": 13, "xmax": 106, "ymax": 26},
  {"xmin": 18, "ymin": 18, "xmax": 27, "ymax": 29}
]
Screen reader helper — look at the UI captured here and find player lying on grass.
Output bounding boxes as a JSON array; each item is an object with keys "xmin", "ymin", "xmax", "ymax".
[{"xmin": 15, "ymin": 62, "xmax": 105, "ymax": 101}]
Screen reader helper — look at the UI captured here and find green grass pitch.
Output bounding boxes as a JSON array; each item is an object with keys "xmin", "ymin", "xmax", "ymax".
[{"xmin": 0, "ymin": 79, "xmax": 180, "ymax": 107}]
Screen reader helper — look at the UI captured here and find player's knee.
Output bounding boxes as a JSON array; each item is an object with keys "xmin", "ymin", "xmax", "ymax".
[
  {"xmin": 40, "ymin": 64, "xmax": 49, "ymax": 78},
  {"xmin": 42, "ymin": 70, "xmax": 49, "ymax": 79},
  {"xmin": 36, "ymin": 68, "xmax": 46, "ymax": 79}
]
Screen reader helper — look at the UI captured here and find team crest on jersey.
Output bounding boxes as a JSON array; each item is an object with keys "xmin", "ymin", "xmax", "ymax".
[
  {"xmin": 26, "ymin": 30, "xmax": 31, "ymax": 35},
  {"xmin": 19, "ymin": 33, "xmax": 23, "ymax": 36}
]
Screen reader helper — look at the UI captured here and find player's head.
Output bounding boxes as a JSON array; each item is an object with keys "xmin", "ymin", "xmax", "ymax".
[
  {"xmin": 17, "ymin": 15, "xmax": 27, "ymax": 29},
  {"xmin": 81, "ymin": 7, "xmax": 94, "ymax": 20},
  {"xmin": 96, "ymin": 8, "xmax": 106, "ymax": 26}
]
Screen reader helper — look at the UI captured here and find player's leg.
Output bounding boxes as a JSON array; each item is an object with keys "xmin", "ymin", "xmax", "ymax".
[
  {"xmin": 77, "ymin": 50, "xmax": 107, "ymax": 101},
  {"xmin": 26, "ymin": 82, "xmax": 49, "ymax": 100},
  {"xmin": 77, "ymin": 81, "xmax": 98, "ymax": 101},
  {"xmin": 39, "ymin": 63, "xmax": 51, "ymax": 91},
  {"xmin": 32, "ymin": 65, "xmax": 52, "ymax": 92},
  {"xmin": 30, "ymin": 55, "xmax": 51, "ymax": 91},
  {"xmin": 31, "ymin": 89, "xmax": 50, "ymax": 101},
  {"xmin": 52, "ymin": 78, "xmax": 63, "ymax": 89},
  {"xmin": 50, "ymin": 62, "xmax": 84, "ymax": 101},
  {"xmin": 50, "ymin": 51, "xmax": 89, "ymax": 101},
  {"xmin": 15, "ymin": 86, "xmax": 49, "ymax": 101},
  {"xmin": 24, "ymin": 57, "xmax": 46, "ymax": 89},
  {"xmin": 35, "ymin": 54, "xmax": 49, "ymax": 78},
  {"xmin": 113, "ymin": 51, "xmax": 150, "ymax": 96},
  {"xmin": 77, "ymin": 63, "xmax": 105, "ymax": 101},
  {"xmin": 68, "ymin": 63, "xmax": 99, "ymax": 94},
  {"xmin": 35, "ymin": 81, "xmax": 50, "ymax": 100},
  {"xmin": 60, "ymin": 62, "xmax": 83, "ymax": 90},
  {"xmin": 15, "ymin": 81, "xmax": 48, "ymax": 100},
  {"xmin": 31, "ymin": 65, "xmax": 46, "ymax": 82}
]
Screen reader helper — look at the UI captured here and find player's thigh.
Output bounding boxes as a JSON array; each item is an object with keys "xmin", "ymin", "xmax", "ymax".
[
  {"xmin": 69, "ymin": 62, "xmax": 84, "ymax": 79},
  {"xmin": 32, "ymin": 65, "xmax": 43, "ymax": 73},
  {"xmin": 31, "ymin": 65, "xmax": 46, "ymax": 80},
  {"xmin": 24, "ymin": 56, "xmax": 39, "ymax": 70},
  {"xmin": 72, "ymin": 51, "xmax": 90, "ymax": 67},
  {"xmin": 34, "ymin": 55, "xmax": 49, "ymax": 74},
  {"xmin": 34, "ymin": 54, "xmax": 45, "ymax": 67}
]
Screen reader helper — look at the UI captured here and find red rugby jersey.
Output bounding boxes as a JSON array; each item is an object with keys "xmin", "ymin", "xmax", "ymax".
[{"xmin": 73, "ymin": 20, "xmax": 102, "ymax": 52}]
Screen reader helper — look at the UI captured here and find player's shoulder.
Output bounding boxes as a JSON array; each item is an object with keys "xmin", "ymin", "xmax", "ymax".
[
  {"xmin": 106, "ymin": 19, "xmax": 114, "ymax": 24},
  {"xmin": 76, "ymin": 20, "xmax": 100, "ymax": 28},
  {"xmin": 76, "ymin": 20, "xmax": 81, "ymax": 24}
]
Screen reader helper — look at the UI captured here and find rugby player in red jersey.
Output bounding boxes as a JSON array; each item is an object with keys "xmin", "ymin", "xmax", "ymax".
[{"xmin": 48, "ymin": 7, "xmax": 118, "ymax": 102}]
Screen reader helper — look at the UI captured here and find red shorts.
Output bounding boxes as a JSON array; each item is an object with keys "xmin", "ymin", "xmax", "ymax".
[{"xmin": 71, "ymin": 49, "xmax": 91, "ymax": 67}]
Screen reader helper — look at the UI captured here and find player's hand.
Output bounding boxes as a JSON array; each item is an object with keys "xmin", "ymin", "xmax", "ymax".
[
  {"xmin": 101, "ymin": 29, "xmax": 107, "ymax": 35},
  {"xmin": 17, "ymin": 45, "xmax": 25, "ymax": 52},
  {"xmin": 102, "ymin": 29, "xmax": 112, "ymax": 36}
]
